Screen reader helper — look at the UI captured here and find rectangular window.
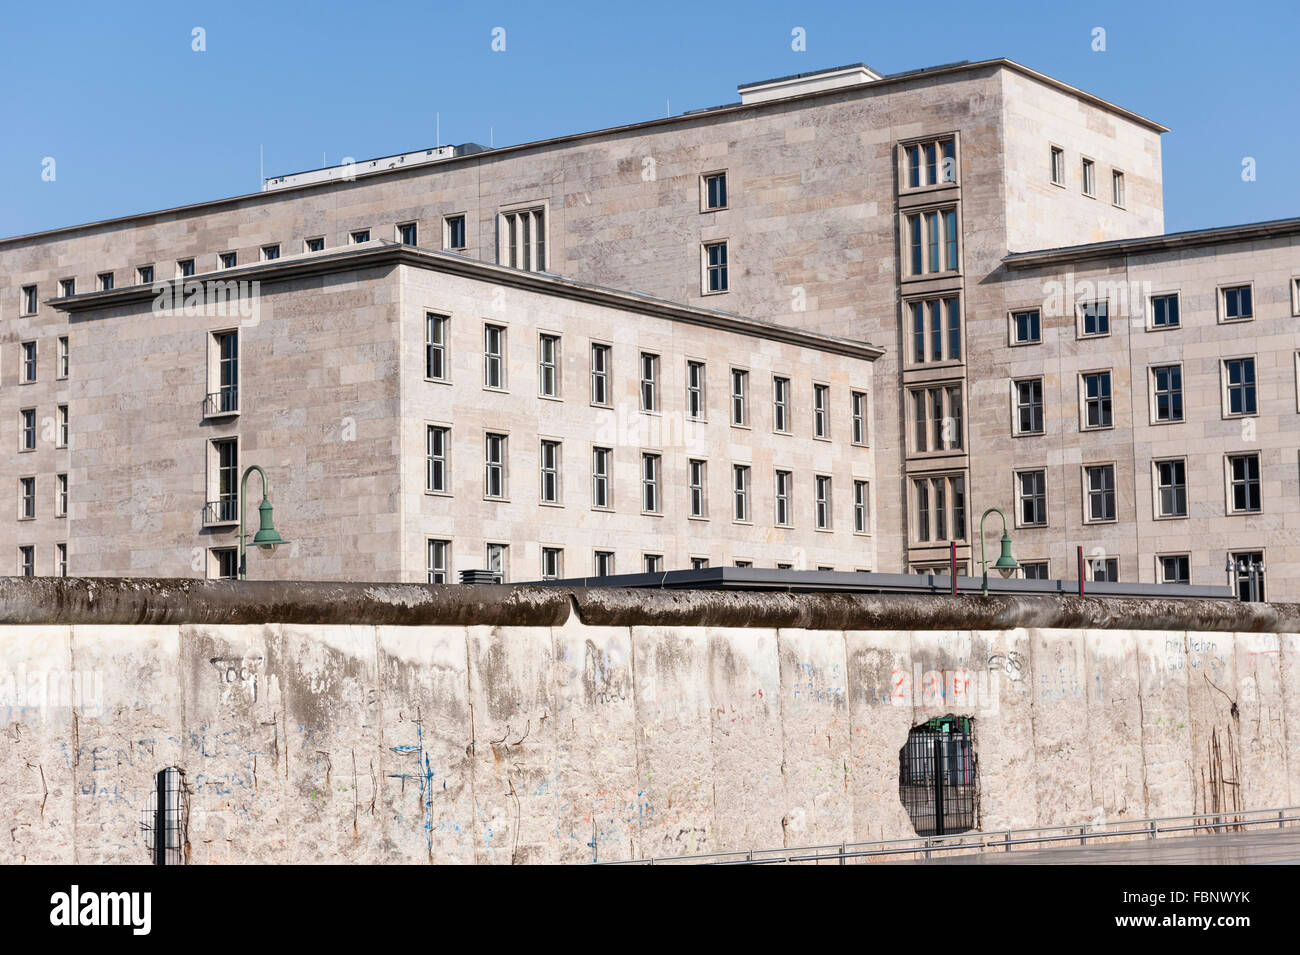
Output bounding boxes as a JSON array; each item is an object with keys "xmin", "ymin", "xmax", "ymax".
[
  {"xmin": 594, "ymin": 551, "xmax": 615, "ymax": 577},
  {"xmin": 704, "ymin": 241, "xmax": 728, "ymax": 293},
  {"xmin": 590, "ymin": 344, "xmax": 611, "ymax": 406},
  {"xmin": 19, "ymin": 409, "xmax": 36, "ymax": 451},
  {"xmin": 1015, "ymin": 379, "xmax": 1044, "ymax": 435},
  {"xmin": 1080, "ymin": 301, "xmax": 1109, "ymax": 337},
  {"xmin": 814, "ymin": 475, "xmax": 832, "ymax": 530},
  {"xmin": 56, "ymin": 543, "xmax": 67, "ymax": 578},
  {"xmin": 1231, "ymin": 551, "xmax": 1266, "ymax": 602},
  {"xmin": 425, "ymin": 314, "xmax": 448, "ymax": 381},
  {"xmin": 732, "ymin": 465, "xmax": 750, "ymax": 522},
  {"xmin": 851, "ymin": 391, "xmax": 868, "ymax": 445},
  {"xmin": 733, "ymin": 560, "xmax": 753, "ymax": 569},
  {"xmin": 1159, "ymin": 555, "xmax": 1190, "ymax": 585},
  {"xmin": 688, "ymin": 459, "xmax": 707, "ymax": 518},
  {"xmin": 1152, "ymin": 365, "xmax": 1183, "ymax": 422},
  {"xmin": 1011, "ymin": 308, "xmax": 1041, "ymax": 345},
  {"xmin": 775, "ymin": 470, "xmax": 792, "ymax": 526},
  {"xmin": 592, "ymin": 447, "xmax": 612, "ymax": 509},
  {"xmin": 904, "ymin": 209, "xmax": 959, "ymax": 276},
  {"xmin": 812, "ymin": 384, "xmax": 829, "ymax": 439},
  {"xmin": 904, "ymin": 137, "xmax": 956, "ymax": 188},
  {"xmin": 1081, "ymin": 158, "xmax": 1096, "ymax": 196},
  {"xmin": 137, "ymin": 265, "xmax": 154, "ymax": 285},
  {"xmin": 208, "ymin": 438, "xmax": 238, "ymax": 523},
  {"xmin": 261, "ymin": 244, "xmax": 280, "ymax": 261},
  {"xmin": 912, "ymin": 474, "xmax": 967, "ymax": 542},
  {"xmin": 397, "ymin": 222, "xmax": 418, "ymax": 246},
  {"xmin": 427, "ymin": 539, "xmax": 451, "ymax": 584},
  {"xmin": 444, "ymin": 215, "xmax": 467, "ymax": 250},
  {"xmin": 1224, "ymin": 358, "xmax": 1257, "ymax": 415},
  {"xmin": 1150, "ymin": 293, "xmax": 1180, "ymax": 328},
  {"xmin": 1050, "ymin": 146, "xmax": 1064, "ymax": 185},
  {"xmin": 350, "ymin": 229, "xmax": 371, "ymax": 244},
  {"xmin": 909, "ymin": 383, "xmax": 963, "ymax": 452},
  {"xmin": 1154, "ymin": 459, "xmax": 1187, "ymax": 518},
  {"xmin": 21, "ymin": 285, "xmax": 38, "ymax": 314},
  {"xmin": 484, "ymin": 433, "xmax": 508, "ymax": 499},
  {"xmin": 219, "ymin": 252, "xmax": 237, "ymax": 269},
  {"xmin": 1021, "ymin": 561, "xmax": 1050, "ymax": 580},
  {"xmin": 60, "ymin": 278, "xmax": 76, "ymax": 297},
  {"xmin": 97, "ymin": 272, "xmax": 114, "ymax": 291},
  {"xmin": 1221, "ymin": 284, "xmax": 1253, "ymax": 321},
  {"xmin": 731, "ymin": 369, "xmax": 748, "ymax": 426},
  {"xmin": 205, "ymin": 329, "xmax": 239, "ymax": 415},
  {"xmin": 19, "ymin": 546, "xmax": 34, "ymax": 578},
  {"xmin": 1084, "ymin": 464, "xmax": 1116, "ymax": 522},
  {"xmin": 639, "ymin": 352, "xmax": 659, "ymax": 412},
  {"xmin": 305, "ymin": 237, "xmax": 325, "ymax": 252},
  {"xmin": 540, "ymin": 440, "xmax": 561, "ymax": 504},
  {"xmin": 1228, "ymin": 453, "xmax": 1261, "ymax": 513},
  {"xmin": 908, "ymin": 297, "xmax": 962, "ymax": 363},
  {"xmin": 1016, "ymin": 469, "xmax": 1047, "ymax": 526},
  {"xmin": 57, "ymin": 405, "xmax": 68, "ymax": 447},
  {"xmin": 853, "ymin": 480, "xmax": 869, "ymax": 534},
  {"xmin": 57, "ymin": 337, "xmax": 69, "ymax": 379},
  {"xmin": 484, "ymin": 324, "xmax": 506, "ymax": 389},
  {"xmin": 485, "ymin": 543, "xmax": 507, "ymax": 583},
  {"xmin": 20, "ymin": 477, "xmax": 35, "ymax": 520},
  {"xmin": 641, "ymin": 453, "xmax": 661, "ymax": 513},
  {"xmin": 20, "ymin": 341, "xmax": 36, "ymax": 383},
  {"xmin": 501, "ymin": 208, "xmax": 545, "ymax": 271},
  {"xmin": 56, "ymin": 473, "xmax": 68, "ymax": 517},
  {"xmin": 703, "ymin": 171, "xmax": 727, "ymax": 210},
  {"xmin": 686, "ymin": 361, "xmax": 706, "ymax": 419},
  {"xmin": 772, "ymin": 377, "xmax": 790, "ymax": 433},
  {"xmin": 1112, "ymin": 170, "xmax": 1125, "ymax": 207},
  {"xmin": 538, "ymin": 333, "xmax": 560, "ymax": 397},
  {"xmin": 426, "ymin": 425, "xmax": 449, "ymax": 493},
  {"xmin": 1082, "ymin": 372, "xmax": 1113, "ymax": 429},
  {"xmin": 1088, "ymin": 557, "xmax": 1118, "ymax": 583},
  {"xmin": 178, "ymin": 258, "xmax": 195, "ymax": 277},
  {"xmin": 540, "ymin": 547, "xmax": 564, "ymax": 581},
  {"xmin": 643, "ymin": 554, "xmax": 664, "ymax": 573},
  {"xmin": 691, "ymin": 557, "xmax": 710, "ymax": 570}
]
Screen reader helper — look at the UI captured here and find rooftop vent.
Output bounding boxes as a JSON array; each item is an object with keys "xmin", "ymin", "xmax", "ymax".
[
  {"xmin": 263, "ymin": 143, "xmax": 490, "ymax": 192},
  {"xmin": 737, "ymin": 63, "xmax": 882, "ymax": 105}
]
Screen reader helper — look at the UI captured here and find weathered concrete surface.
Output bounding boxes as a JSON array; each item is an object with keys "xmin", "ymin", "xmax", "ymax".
[{"xmin": 1, "ymin": 581, "xmax": 1297, "ymax": 863}]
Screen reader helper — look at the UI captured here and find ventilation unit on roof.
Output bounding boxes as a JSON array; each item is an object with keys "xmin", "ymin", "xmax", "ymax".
[{"xmin": 737, "ymin": 63, "xmax": 882, "ymax": 105}]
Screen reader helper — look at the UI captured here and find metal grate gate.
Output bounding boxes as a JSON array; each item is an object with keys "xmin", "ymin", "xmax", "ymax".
[
  {"xmin": 899, "ymin": 717, "xmax": 976, "ymax": 837},
  {"xmin": 139, "ymin": 766, "xmax": 188, "ymax": 865}
]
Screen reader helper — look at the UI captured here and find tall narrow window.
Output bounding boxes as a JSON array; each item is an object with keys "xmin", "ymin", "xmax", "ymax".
[
  {"xmin": 541, "ymin": 547, "xmax": 563, "ymax": 581},
  {"xmin": 58, "ymin": 336, "xmax": 69, "ymax": 379},
  {"xmin": 853, "ymin": 480, "xmax": 870, "ymax": 533},
  {"xmin": 594, "ymin": 551, "xmax": 615, "ymax": 577},
  {"xmin": 20, "ymin": 477, "xmax": 36, "ymax": 519},
  {"xmin": 1050, "ymin": 146, "xmax": 1064, "ymax": 185},
  {"xmin": 538, "ymin": 333, "xmax": 560, "ymax": 397},
  {"xmin": 704, "ymin": 241, "xmax": 728, "ymax": 293},
  {"xmin": 427, "ymin": 539, "xmax": 451, "ymax": 584},
  {"xmin": 18, "ymin": 546, "xmax": 34, "ymax": 577},
  {"xmin": 775, "ymin": 470, "xmax": 792, "ymax": 526},
  {"xmin": 905, "ymin": 209, "xmax": 958, "ymax": 276},
  {"xmin": 703, "ymin": 171, "xmax": 728, "ymax": 210},
  {"xmin": 643, "ymin": 554, "xmax": 664, "ymax": 573},
  {"xmin": 486, "ymin": 543, "xmax": 508, "ymax": 583},
  {"xmin": 772, "ymin": 376, "xmax": 790, "ymax": 433},
  {"xmin": 814, "ymin": 475, "xmax": 832, "ymax": 530},
  {"xmin": 502, "ymin": 208, "xmax": 545, "ymax": 271},
  {"xmin": 444, "ymin": 215, "xmax": 467, "ymax": 250},
  {"xmin": 21, "ymin": 286, "xmax": 38, "ymax": 315},
  {"xmin": 852, "ymin": 391, "xmax": 868, "ymax": 445},
  {"xmin": 56, "ymin": 543, "xmax": 67, "ymax": 578},
  {"xmin": 732, "ymin": 465, "xmax": 750, "ymax": 522},
  {"xmin": 912, "ymin": 475, "xmax": 967, "ymax": 542},
  {"xmin": 1016, "ymin": 470, "xmax": 1047, "ymax": 526},
  {"xmin": 484, "ymin": 324, "xmax": 506, "ymax": 389},
  {"xmin": 1152, "ymin": 365, "xmax": 1183, "ymax": 422},
  {"xmin": 20, "ymin": 342, "xmax": 36, "ymax": 383},
  {"xmin": 56, "ymin": 405, "xmax": 68, "ymax": 447},
  {"xmin": 688, "ymin": 459, "xmax": 707, "ymax": 518},
  {"xmin": 1084, "ymin": 464, "xmax": 1116, "ymax": 522},
  {"xmin": 731, "ymin": 369, "xmax": 748, "ymax": 426},
  {"xmin": 56, "ymin": 473, "xmax": 68, "ymax": 517},
  {"xmin": 484, "ymin": 433, "xmax": 507, "ymax": 499},
  {"xmin": 909, "ymin": 384, "xmax": 963, "ymax": 452},
  {"xmin": 426, "ymin": 425, "xmax": 449, "ymax": 493},
  {"xmin": 19, "ymin": 410, "xmax": 36, "ymax": 451},
  {"xmin": 639, "ymin": 353, "xmax": 659, "ymax": 412},
  {"xmin": 591, "ymin": 447, "xmax": 612, "ymax": 509},
  {"xmin": 1227, "ymin": 453, "xmax": 1261, "ymax": 513},
  {"xmin": 1015, "ymin": 379, "xmax": 1044, "ymax": 435},
  {"xmin": 1111, "ymin": 170, "xmax": 1125, "ymax": 207},
  {"xmin": 641, "ymin": 453, "xmax": 661, "ymax": 513},
  {"xmin": 425, "ymin": 314, "xmax": 448, "ymax": 381},
  {"xmin": 208, "ymin": 438, "xmax": 238, "ymax": 523},
  {"xmin": 1082, "ymin": 372, "xmax": 1113, "ymax": 429},
  {"xmin": 686, "ymin": 361, "xmax": 706, "ymax": 419},
  {"xmin": 812, "ymin": 384, "xmax": 829, "ymax": 439},
  {"xmin": 1155, "ymin": 459, "xmax": 1187, "ymax": 518},
  {"xmin": 1081, "ymin": 158, "xmax": 1096, "ymax": 196},
  {"xmin": 539, "ymin": 440, "xmax": 561, "ymax": 504},
  {"xmin": 590, "ymin": 344, "xmax": 610, "ymax": 406},
  {"xmin": 60, "ymin": 278, "xmax": 76, "ymax": 297},
  {"xmin": 1224, "ymin": 358, "xmax": 1257, "ymax": 415},
  {"xmin": 208, "ymin": 330, "xmax": 238, "ymax": 415}
]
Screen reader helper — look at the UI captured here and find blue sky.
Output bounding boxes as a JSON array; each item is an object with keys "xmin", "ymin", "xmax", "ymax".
[{"xmin": 2, "ymin": 0, "xmax": 1296, "ymax": 238}]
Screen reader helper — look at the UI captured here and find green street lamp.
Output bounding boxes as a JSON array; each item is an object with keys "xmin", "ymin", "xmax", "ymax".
[
  {"xmin": 238, "ymin": 464, "xmax": 286, "ymax": 580},
  {"xmin": 978, "ymin": 507, "xmax": 1018, "ymax": 596}
]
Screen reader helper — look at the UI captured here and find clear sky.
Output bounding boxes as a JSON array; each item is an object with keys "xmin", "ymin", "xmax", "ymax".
[{"xmin": 2, "ymin": 0, "xmax": 1296, "ymax": 238}]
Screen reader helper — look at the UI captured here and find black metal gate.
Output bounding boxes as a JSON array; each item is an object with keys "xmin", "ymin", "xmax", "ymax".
[{"xmin": 899, "ymin": 717, "xmax": 976, "ymax": 837}]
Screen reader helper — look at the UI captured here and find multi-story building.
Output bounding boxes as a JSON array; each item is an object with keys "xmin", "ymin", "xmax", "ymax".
[{"xmin": 1, "ymin": 56, "xmax": 1295, "ymax": 595}]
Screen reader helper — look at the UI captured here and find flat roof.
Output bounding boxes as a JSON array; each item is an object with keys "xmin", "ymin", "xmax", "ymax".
[
  {"xmin": 47, "ymin": 241, "xmax": 884, "ymax": 360},
  {"xmin": 1004, "ymin": 215, "xmax": 1300, "ymax": 269},
  {"xmin": 0, "ymin": 57, "xmax": 1168, "ymax": 247}
]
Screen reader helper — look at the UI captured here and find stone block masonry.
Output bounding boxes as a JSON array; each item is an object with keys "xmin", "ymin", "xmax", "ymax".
[{"xmin": 0, "ymin": 578, "xmax": 1296, "ymax": 863}]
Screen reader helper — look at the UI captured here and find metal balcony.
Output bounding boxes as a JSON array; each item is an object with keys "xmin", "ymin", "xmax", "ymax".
[
  {"xmin": 203, "ymin": 496, "xmax": 238, "ymax": 525},
  {"xmin": 204, "ymin": 386, "xmax": 239, "ymax": 417}
]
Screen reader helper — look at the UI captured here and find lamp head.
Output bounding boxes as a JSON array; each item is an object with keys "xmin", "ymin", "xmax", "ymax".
[
  {"xmin": 994, "ymin": 532, "xmax": 1018, "ymax": 578},
  {"xmin": 252, "ymin": 497, "xmax": 285, "ymax": 554}
]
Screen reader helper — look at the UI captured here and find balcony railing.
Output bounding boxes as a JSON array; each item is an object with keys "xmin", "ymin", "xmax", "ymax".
[
  {"xmin": 204, "ymin": 386, "xmax": 239, "ymax": 417},
  {"xmin": 203, "ymin": 495, "xmax": 238, "ymax": 525}
]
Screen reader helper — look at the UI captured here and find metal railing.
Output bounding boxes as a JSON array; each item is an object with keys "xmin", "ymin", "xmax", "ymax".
[
  {"xmin": 203, "ymin": 496, "xmax": 238, "ymax": 524},
  {"xmin": 204, "ymin": 386, "xmax": 239, "ymax": 416},
  {"xmin": 598, "ymin": 806, "xmax": 1300, "ymax": 865}
]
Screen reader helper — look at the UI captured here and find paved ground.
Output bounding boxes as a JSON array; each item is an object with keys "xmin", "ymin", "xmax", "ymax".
[{"xmin": 910, "ymin": 828, "xmax": 1300, "ymax": 864}]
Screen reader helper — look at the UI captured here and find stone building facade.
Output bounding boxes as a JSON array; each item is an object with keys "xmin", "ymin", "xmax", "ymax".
[{"xmin": 1, "ymin": 56, "xmax": 1296, "ymax": 595}]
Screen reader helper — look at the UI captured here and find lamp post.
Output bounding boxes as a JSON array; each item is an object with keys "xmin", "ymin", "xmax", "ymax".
[
  {"xmin": 238, "ymin": 464, "xmax": 285, "ymax": 580},
  {"xmin": 978, "ymin": 507, "xmax": 1018, "ymax": 596}
]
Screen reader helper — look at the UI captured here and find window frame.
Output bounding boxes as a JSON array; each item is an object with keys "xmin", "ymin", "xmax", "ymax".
[
  {"xmin": 483, "ymin": 323, "xmax": 507, "ymax": 391},
  {"xmin": 686, "ymin": 360, "xmax": 707, "ymax": 420},
  {"xmin": 687, "ymin": 458, "xmax": 708, "ymax": 519},
  {"xmin": 1014, "ymin": 468, "xmax": 1049, "ymax": 528},
  {"xmin": 1225, "ymin": 452, "xmax": 1262, "ymax": 515},
  {"xmin": 640, "ymin": 452, "xmax": 662, "ymax": 515},
  {"xmin": 591, "ymin": 446, "xmax": 613, "ymax": 511},
  {"xmin": 1149, "ymin": 363, "xmax": 1184, "ymax": 424},
  {"xmin": 427, "ymin": 538, "xmax": 452, "ymax": 584},
  {"xmin": 732, "ymin": 463, "xmax": 751, "ymax": 524},
  {"xmin": 1079, "ymin": 370, "xmax": 1114, "ymax": 431},
  {"xmin": 901, "ymin": 206, "xmax": 961, "ymax": 279},
  {"xmin": 1221, "ymin": 356, "xmax": 1258, "ymax": 418},
  {"xmin": 425, "ymin": 424, "xmax": 451, "ymax": 495},
  {"xmin": 814, "ymin": 474, "xmax": 833, "ymax": 531},
  {"xmin": 639, "ymin": 352, "xmax": 660, "ymax": 413},
  {"xmin": 539, "ymin": 438, "xmax": 562, "ymax": 505},
  {"xmin": 1012, "ymin": 377, "xmax": 1045, "ymax": 437},
  {"xmin": 700, "ymin": 170, "xmax": 728, "ymax": 212},
  {"xmin": 1152, "ymin": 457, "xmax": 1189, "ymax": 520},
  {"xmin": 852, "ymin": 479, "xmax": 870, "ymax": 535},
  {"xmin": 1077, "ymin": 299, "xmax": 1110, "ymax": 339},
  {"xmin": 484, "ymin": 432, "xmax": 509, "ymax": 501},
  {"xmin": 425, "ymin": 312, "xmax": 449, "ymax": 383},
  {"xmin": 537, "ymin": 332, "xmax": 561, "ymax": 399},
  {"xmin": 443, "ymin": 214, "xmax": 468, "ymax": 251},
  {"xmin": 1218, "ymin": 283, "xmax": 1254, "ymax": 324},
  {"xmin": 1081, "ymin": 157, "xmax": 1096, "ymax": 198},
  {"xmin": 1147, "ymin": 291, "xmax": 1181, "ymax": 331},
  {"xmin": 590, "ymin": 342, "xmax": 612, "ymax": 408},
  {"xmin": 1049, "ymin": 145, "xmax": 1065, "ymax": 187},
  {"xmin": 900, "ymin": 135, "xmax": 959, "ymax": 191},
  {"xmin": 1082, "ymin": 462, "xmax": 1118, "ymax": 525},
  {"xmin": 498, "ymin": 204, "xmax": 547, "ymax": 272},
  {"xmin": 730, "ymin": 368, "xmax": 749, "ymax": 428},
  {"xmin": 702, "ymin": 240, "xmax": 729, "ymax": 294},
  {"xmin": 812, "ymin": 383, "xmax": 830, "ymax": 440},
  {"xmin": 1111, "ymin": 169, "xmax": 1125, "ymax": 208}
]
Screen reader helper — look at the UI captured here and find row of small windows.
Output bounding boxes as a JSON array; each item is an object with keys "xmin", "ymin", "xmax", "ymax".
[
  {"xmin": 1009, "ymin": 356, "xmax": 1267, "ymax": 439},
  {"xmin": 427, "ymin": 425, "xmax": 871, "ymax": 532},
  {"xmin": 428, "ymin": 314, "xmax": 870, "ymax": 441},
  {"xmin": 14, "ymin": 543, "xmax": 68, "ymax": 578},
  {"xmin": 924, "ymin": 551, "xmax": 1265, "ymax": 592},
  {"xmin": 1049, "ymin": 146, "xmax": 1125, "ymax": 207}
]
